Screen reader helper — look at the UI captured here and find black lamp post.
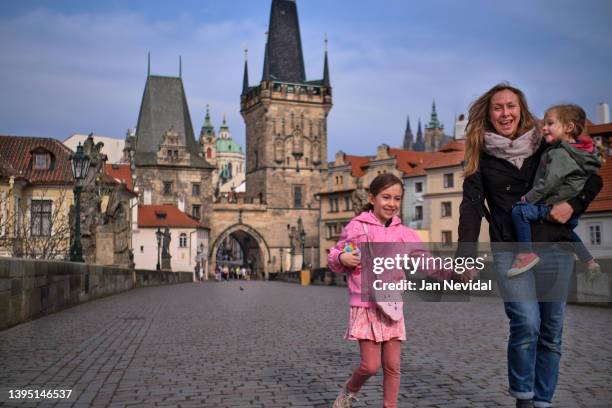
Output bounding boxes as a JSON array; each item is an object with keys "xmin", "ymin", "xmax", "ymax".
[
  {"xmin": 69, "ymin": 143, "xmax": 90, "ymax": 262},
  {"xmin": 155, "ymin": 228, "xmax": 162, "ymax": 271}
]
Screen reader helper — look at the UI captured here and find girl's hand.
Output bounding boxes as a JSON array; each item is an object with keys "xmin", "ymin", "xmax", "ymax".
[
  {"xmin": 339, "ymin": 252, "xmax": 361, "ymax": 268},
  {"xmin": 549, "ymin": 201, "xmax": 573, "ymax": 224}
]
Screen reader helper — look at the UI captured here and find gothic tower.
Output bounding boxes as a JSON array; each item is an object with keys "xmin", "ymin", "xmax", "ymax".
[
  {"xmin": 403, "ymin": 116, "xmax": 413, "ymax": 150},
  {"xmin": 240, "ymin": 0, "xmax": 332, "ymax": 209}
]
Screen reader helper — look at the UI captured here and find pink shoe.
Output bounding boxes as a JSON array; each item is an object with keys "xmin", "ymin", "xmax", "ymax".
[{"xmin": 508, "ymin": 253, "xmax": 540, "ymax": 277}]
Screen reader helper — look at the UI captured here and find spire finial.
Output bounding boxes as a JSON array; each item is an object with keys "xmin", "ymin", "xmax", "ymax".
[
  {"xmin": 179, "ymin": 55, "xmax": 182, "ymax": 78},
  {"xmin": 243, "ymin": 47, "xmax": 250, "ymax": 94},
  {"xmin": 147, "ymin": 51, "xmax": 150, "ymax": 76},
  {"xmin": 322, "ymin": 35, "xmax": 330, "ymax": 87},
  {"xmin": 324, "ymin": 33, "xmax": 328, "ymax": 52}
]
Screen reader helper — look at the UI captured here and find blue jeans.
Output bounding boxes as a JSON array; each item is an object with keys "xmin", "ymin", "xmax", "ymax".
[
  {"xmin": 511, "ymin": 202, "xmax": 592, "ymax": 262},
  {"xmin": 493, "ymin": 249, "xmax": 573, "ymax": 407}
]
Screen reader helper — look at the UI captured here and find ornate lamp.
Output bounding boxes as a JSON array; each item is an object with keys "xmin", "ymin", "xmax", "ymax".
[{"xmin": 69, "ymin": 142, "xmax": 90, "ymax": 262}]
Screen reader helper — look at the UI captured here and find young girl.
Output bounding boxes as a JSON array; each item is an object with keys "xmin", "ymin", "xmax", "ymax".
[
  {"xmin": 328, "ymin": 173, "xmax": 423, "ymax": 408},
  {"xmin": 509, "ymin": 104, "xmax": 603, "ymax": 277}
]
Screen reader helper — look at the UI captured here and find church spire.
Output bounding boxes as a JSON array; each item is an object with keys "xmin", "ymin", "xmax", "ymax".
[
  {"xmin": 427, "ymin": 99, "xmax": 443, "ymax": 129},
  {"xmin": 242, "ymin": 48, "xmax": 249, "ymax": 94},
  {"xmin": 201, "ymin": 104, "xmax": 215, "ymax": 137},
  {"xmin": 262, "ymin": 0, "xmax": 306, "ymax": 83}
]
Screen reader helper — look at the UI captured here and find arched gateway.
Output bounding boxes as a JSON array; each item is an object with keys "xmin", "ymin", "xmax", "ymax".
[{"xmin": 210, "ymin": 223, "xmax": 270, "ymax": 279}]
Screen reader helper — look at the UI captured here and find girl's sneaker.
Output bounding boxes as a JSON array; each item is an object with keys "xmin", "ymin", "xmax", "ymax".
[
  {"xmin": 332, "ymin": 381, "xmax": 357, "ymax": 408},
  {"xmin": 508, "ymin": 253, "xmax": 540, "ymax": 277}
]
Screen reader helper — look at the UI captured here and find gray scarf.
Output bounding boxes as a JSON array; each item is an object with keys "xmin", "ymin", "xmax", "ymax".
[{"xmin": 483, "ymin": 128, "xmax": 541, "ymax": 169}]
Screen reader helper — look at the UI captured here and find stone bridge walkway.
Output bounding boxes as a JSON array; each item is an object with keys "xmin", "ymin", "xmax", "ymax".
[{"xmin": 0, "ymin": 281, "xmax": 610, "ymax": 407}]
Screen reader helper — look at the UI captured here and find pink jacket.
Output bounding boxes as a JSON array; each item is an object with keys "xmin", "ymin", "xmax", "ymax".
[{"xmin": 327, "ymin": 211, "xmax": 424, "ymax": 308}]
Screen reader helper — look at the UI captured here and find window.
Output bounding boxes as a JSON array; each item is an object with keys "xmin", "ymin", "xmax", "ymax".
[
  {"xmin": 414, "ymin": 205, "xmax": 423, "ymax": 221},
  {"xmin": 415, "ymin": 182, "xmax": 423, "ymax": 193},
  {"xmin": 34, "ymin": 153, "xmax": 49, "ymax": 170},
  {"xmin": 589, "ymin": 224, "xmax": 602, "ymax": 245},
  {"xmin": 329, "ymin": 197, "xmax": 339, "ymax": 212},
  {"xmin": 294, "ymin": 185, "xmax": 303, "ymax": 208},
  {"xmin": 443, "ymin": 173, "xmax": 454, "ymax": 188},
  {"xmin": 163, "ymin": 182, "xmax": 173, "ymax": 195},
  {"xmin": 441, "ymin": 231, "xmax": 452, "ymax": 246},
  {"xmin": 344, "ymin": 196, "xmax": 352, "ymax": 212},
  {"xmin": 206, "ymin": 148, "xmax": 212, "ymax": 159},
  {"xmin": 140, "ymin": 245, "xmax": 144, "ymax": 253},
  {"xmin": 31, "ymin": 199, "xmax": 52, "ymax": 237},
  {"xmin": 179, "ymin": 233, "xmax": 187, "ymax": 248},
  {"xmin": 192, "ymin": 205, "xmax": 201, "ymax": 220},
  {"xmin": 441, "ymin": 201, "xmax": 452, "ymax": 217},
  {"xmin": 192, "ymin": 183, "xmax": 201, "ymax": 196},
  {"xmin": 286, "ymin": 157, "xmax": 290, "ymax": 165}
]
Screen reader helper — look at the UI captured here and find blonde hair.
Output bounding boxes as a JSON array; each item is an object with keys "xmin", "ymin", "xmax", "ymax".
[{"xmin": 464, "ymin": 83, "xmax": 536, "ymax": 177}]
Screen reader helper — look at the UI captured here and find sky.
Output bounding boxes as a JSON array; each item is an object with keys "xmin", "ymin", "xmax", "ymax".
[{"xmin": 1, "ymin": 0, "xmax": 611, "ymax": 160}]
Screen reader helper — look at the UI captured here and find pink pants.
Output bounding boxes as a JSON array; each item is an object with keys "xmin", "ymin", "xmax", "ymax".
[{"xmin": 346, "ymin": 339, "xmax": 401, "ymax": 408}]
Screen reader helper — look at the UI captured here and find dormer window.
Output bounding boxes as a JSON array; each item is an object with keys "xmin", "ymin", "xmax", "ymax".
[{"xmin": 34, "ymin": 153, "xmax": 50, "ymax": 170}]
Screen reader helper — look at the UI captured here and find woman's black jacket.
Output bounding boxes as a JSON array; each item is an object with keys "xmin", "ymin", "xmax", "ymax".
[{"xmin": 457, "ymin": 142, "xmax": 603, "ymax": 251}]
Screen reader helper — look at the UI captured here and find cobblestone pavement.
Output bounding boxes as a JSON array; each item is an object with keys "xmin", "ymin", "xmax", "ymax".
[{"xmin": 1, "ymin": 281, "xmax": 611, "ymax": 408}]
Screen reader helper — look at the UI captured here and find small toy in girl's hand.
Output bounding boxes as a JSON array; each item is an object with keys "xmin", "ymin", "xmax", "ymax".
[{"xmin": 343, "ymin": 242, "xmax": 361, "ymax": 259}]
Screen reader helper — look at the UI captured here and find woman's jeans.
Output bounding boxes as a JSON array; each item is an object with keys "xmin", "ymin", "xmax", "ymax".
[
  {"xmin": 493, "ymin": 249, "xmax": 573, "ymax": 408},
  {"xmin": 511, "ymin": 202, "xmax": 593, "ymax": 262}
]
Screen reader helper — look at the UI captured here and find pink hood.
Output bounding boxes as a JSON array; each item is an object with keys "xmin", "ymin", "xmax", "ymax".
[{"xmin": 327, "ymin": 211, "xmax": 423, "ymax": 308}]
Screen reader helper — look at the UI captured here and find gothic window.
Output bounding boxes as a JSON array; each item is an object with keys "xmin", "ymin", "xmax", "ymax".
[
  {"xmin": 179, "ymin": 233, "xmax": 188, "ymax": 248},
  {"xmin": 286, "ymin": 156, "xmax": 290, "ymax": 165},
  {"xmin": 31, "ymin": 199, "xmax": 52, "ymax": 237},
  {"xmin": 293, "ymin": 185, "xmax": 303, "ymax": 208},
  {"xmin": 275, "ymin": 139, "xmax": 284, "ymax": 163},
  {"xmin": 312, "ymin": 142, "xmax": 321, "ymax": 164}
]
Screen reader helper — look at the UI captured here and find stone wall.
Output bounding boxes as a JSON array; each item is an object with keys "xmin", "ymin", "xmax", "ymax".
[{"xmin": 0, "ymin": 258, "xmax": 192, "ymax": 331}]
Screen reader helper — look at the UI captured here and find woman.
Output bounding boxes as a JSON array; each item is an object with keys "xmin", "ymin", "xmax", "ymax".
[{"xmin": 457, "ymin": 83, "xmax": 602, "ymax": 408}]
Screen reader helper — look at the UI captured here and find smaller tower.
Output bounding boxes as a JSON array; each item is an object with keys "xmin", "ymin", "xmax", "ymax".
[
  {"xmin": 425, "ymin": 99, "xmax": 445, "ymax": 151},
  {"xmin": 200, "ymin": 105, "xmax": 217, "ymax": 165},
  {"xmin": 413, "ymin": 118, "xmax": 425, "ymax": 151},
  {"xmin": 403, "ymin": 116, "xmax": 413, "ymax": 150}
]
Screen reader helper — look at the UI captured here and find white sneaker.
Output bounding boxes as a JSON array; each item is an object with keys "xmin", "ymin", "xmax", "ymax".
[{"xmin": 332, "ymin": 381, "xmax": 358, "ymax": 408}]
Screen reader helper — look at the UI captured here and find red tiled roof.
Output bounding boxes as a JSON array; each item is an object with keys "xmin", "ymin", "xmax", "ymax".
[
  {"xmin": 423, "ymin": 150, "xmax": 465, "ymax": 170},
  {"xmin": 403, "ymin": 162, "xmax": 427, "ymax": 178},
  {"xmin": 388, "ymin": 148, "xmax": 434, "ymax": 174},
  {"xmin": 138, "ymin": 204, "xmax": 206, "ymax": 228},
  {"xmin": 345, "ymin": 155, "xmax": 369, "ymax": 177},
  {"xmin": 105, "ymin": 163, "xmax": 134, "ymax": 192},
  {"xmin": 0, "ymin": 135, "xmax": 74, "ymax": 184},
  {"xmin": 438, "ymin": 139, "xmax": 465, "ymax": 152},
  {"xmin": 587, "ymin": 158, "xmax": 612, "ymax": 213}
]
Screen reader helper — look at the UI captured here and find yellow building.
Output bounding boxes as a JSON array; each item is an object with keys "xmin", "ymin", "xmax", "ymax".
[{"xmin": 0, "ymin": 136, "xmax": 75, "ymax": 259}]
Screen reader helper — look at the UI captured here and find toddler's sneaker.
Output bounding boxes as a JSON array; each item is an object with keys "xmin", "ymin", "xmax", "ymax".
[
  {"xmin": 586, "ymin": 260, "xmax": 602, "ymax": 283},
  {"xmin": 508, "ymin": 253, "xmax": 540, "ymax": 277},
  {"xmin": 332, "ymin": 381, "xmax": 357, "ymax": 408}
]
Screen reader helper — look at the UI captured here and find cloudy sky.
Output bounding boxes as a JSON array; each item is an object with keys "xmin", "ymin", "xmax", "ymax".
[{"xmin": 1, "ymin": 0, "xmax": 611, "ymax": 160}]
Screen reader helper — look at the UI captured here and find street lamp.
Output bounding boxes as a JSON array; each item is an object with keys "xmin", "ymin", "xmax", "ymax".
[
  {"xmin": 69, "ymin": 142, "xmax": 90, "ymax": 262},
  {"xmin": 155, "ymin": 228, "xmax": 162, "ymax": 271}
]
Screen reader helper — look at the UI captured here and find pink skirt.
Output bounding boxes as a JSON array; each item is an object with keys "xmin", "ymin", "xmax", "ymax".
[{"xmin": 344, "ymin": 306, "xmax": 406, "ymax": 342}]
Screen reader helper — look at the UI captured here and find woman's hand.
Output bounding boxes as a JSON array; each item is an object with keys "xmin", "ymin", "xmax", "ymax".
[
  {"xmin": 339, "ymin": 252, "xmax": 361, "ymax": 268},
  {"xmin": 549, "ymin": 201, "xmax": 574, "ymax": 224}
]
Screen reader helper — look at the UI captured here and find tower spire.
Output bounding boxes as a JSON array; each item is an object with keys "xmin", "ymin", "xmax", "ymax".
[
  {"xmin": 261, "ymin": 0, "xmax": 306, "ymax": 83},
  {"xmin": 403, "ymin": 115, "xmax": 413, "ymax": 150},
  {"xmin": 242, "ymin": 48, "xmax": 249, "ymax": 94},
  {"xmin": 323, "ymin": 35, "xmax": 330, "ymax": 87},
  {"xmin": 147, "ymin": 51, "xmax": 150, "ymax": 76},
  {"xmin": 179, "ymin": 55, "xmax": 182, "ymax": 78}
]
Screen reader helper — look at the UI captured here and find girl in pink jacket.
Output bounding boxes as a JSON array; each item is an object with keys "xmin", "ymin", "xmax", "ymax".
[{"xmin": 330, "ymin": 173, "xmax": 423, "ymax": 408}]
